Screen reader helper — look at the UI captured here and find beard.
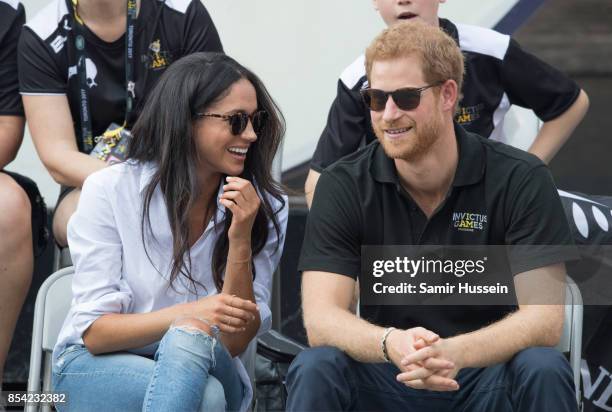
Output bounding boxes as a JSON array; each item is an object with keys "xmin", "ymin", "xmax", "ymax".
[{"xmin": 374, "ymin": 111, "xmax": 443, "ymax": 161}]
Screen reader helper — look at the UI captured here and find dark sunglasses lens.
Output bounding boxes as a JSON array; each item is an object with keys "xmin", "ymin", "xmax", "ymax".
[
  {"xmin": 252, "ymin": 111, "xmax": 267, "ymax": 134},
  {"xmin": 362, "ymin": 89, "xmax": 389, "ymax": 111},
  {"xmin": 393, "ymin": 89, "xmax": 421, "ymax": 110},
  {"xmin": 229, "ymin": 113, "xmax": 249, "ymax": 135}
]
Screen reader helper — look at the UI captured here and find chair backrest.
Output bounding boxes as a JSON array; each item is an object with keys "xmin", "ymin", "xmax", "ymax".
[
  {"xmin": 27, "ymin": 266, "xmax": 75, "ymax": 412},
  {"xmin": 41, "ymin": 270, "xmax": 74, "ymax": 351},
  {"xmin": 556, "ymin": 277, "xmax": 583, "ymax": 353}
]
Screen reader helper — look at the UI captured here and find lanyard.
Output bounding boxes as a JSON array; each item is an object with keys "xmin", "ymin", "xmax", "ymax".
[{"xmin": 71, "ymin": 0, "xmax": 137, "ymax": 152}]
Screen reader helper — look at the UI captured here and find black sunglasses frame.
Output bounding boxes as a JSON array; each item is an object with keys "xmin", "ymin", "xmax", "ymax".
[
  {"xmin": 360, "ymin": 81, "xmax": 445, "ymax": 112},
  {"xmin": 195, "ymin": 110, "xmax": 267, "ymax": 136}
]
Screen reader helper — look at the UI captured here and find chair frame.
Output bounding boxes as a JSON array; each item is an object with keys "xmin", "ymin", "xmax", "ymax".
[{"xmin": 26, "ymin": 266, "xmax": 74, "ymax": 412}]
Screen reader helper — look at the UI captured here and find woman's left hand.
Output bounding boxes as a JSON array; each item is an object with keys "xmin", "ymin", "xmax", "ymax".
[{"xmin": 220, "ymin": 176, "xmax": 261, "ymax": 242}]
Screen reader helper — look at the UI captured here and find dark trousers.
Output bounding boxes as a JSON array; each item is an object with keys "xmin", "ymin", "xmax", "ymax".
[{"xmin": 286, "ymin": 346, "xmax": 576, "ymax": 412}]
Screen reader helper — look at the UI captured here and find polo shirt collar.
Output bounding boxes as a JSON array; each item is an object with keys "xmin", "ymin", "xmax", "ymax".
[
  {"xmin": 452, "ymin": 123, "xmax": 486, "ymax": 187},
  {"xmin": 370, "ymin": 123, "xmax": 485, "ymax": 188}
]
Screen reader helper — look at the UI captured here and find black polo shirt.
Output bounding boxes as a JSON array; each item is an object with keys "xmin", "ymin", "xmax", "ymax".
[{"xmin": 299, "ymin": 124, "xmax": 577, "ymax": 337}]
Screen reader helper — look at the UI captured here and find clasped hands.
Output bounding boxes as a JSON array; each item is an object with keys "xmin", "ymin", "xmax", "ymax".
[{"xmin": 387, "ymin": 327, "xmax": 463, "ymax": 392}]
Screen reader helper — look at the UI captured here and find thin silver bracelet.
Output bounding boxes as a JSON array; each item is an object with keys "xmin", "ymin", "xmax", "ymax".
[{"xmin": 381, "ymin": 327, "xmax": 396, "ymax": 363}]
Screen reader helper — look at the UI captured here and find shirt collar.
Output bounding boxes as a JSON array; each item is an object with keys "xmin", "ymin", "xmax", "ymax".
[
  {"xmin": 370, "ymin": 123, "xmax": 485, "ymax": 188},
  {"xmin": 439, "ymin": 18, "xmax": 459, "ymax": 45},
  {"xmin": 451, "ymin": 123, "xmax": 486, "ymax": 187}
]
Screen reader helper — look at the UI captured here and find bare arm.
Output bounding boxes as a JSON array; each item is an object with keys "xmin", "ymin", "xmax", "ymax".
[
  {"xmin": 83, "ymin": 304, "xmax": 188, "ymax": 355},
  {"xmin": 0, "ymin": 115, "xmax": 25, "ymax": 169},
  {"xmin": 219, "ymin": 241, "xmax": 261, "ymax": 357},
  {"xmin": 452, "ymin": 263, "xmax": 565, "ymax": 368},
  {"xmin": 528, "ymin": 90, "xmax": 589, "ymax": 164},
  {"xmin": 217, "ymin": 177, "xmax": 275, "ymax": 356},
  {"xmin": 304, "ymin": 169, "xmax": 320, "ymax": 209},
  {"xmin": 22, "ymin": 94, "xmax": 106, "ymax": 187},
  {"xmin": 83, "ymin": 294, "xmax": 257, "ymax": 356},
  {"xmin": 302, "ymin": 270, "xmax": 387, "ymax": 361}
]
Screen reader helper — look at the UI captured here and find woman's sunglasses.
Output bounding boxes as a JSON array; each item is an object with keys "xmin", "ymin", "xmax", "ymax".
[
  {"xmin": 196, "ymin": 110, "xmax": 268, "ymax": 136},
  {"xmin": 360, "ymin": 82, "xmax": 444, "ymax": 112}
]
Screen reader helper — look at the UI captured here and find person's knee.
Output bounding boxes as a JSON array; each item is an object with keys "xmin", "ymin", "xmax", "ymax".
[
  {"xmin": 171, "ymin": 317, "xmax": 215, "ymax": 337},
  {"xmin": 53, "ymin": 190, "xmax": 80, "ymax": 247},
  {"xmin": 288, "ymin": 346, "xmax": 350, "ymax": 384},
  {"xmin": 0, "ymin": 174, "xmax": 31, "ymax": 237},
  {"xmin": 200, "ymin": 376, "xmax": 226, "ymax": 412},
  {"xmin": 510, "ymin": 347, "xmax": 572, "ymax": 383}
]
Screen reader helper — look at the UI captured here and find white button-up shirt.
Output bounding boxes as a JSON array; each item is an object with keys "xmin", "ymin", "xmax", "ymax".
[{"xmin": 54, "ymin": 161, "xmax": 288, "ymax": 411}]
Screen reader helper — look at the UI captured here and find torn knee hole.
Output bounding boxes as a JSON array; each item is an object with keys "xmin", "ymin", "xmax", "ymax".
[{"xmin": 171, "ymin": 317, "xmax": 214, "ymax": 336}]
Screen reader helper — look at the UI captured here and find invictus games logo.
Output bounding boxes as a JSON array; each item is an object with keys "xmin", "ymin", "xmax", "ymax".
[
  {"xmin": 452, "ymin": 211, "xmax": 487, "ymax": 232},
  {"xmin": 143, "ymin": 39, "xmax": 171, "ymax": 70},
  {"xmin": 455, "ymin": 103, "xmax": 484, "ymax": 125}
]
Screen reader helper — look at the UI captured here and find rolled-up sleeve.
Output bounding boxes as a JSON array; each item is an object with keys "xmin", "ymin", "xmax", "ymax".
[
  {"xmin": 252, "ymin": 194, "xmax": 288, "ymax": 336},
  {"xmin": 67, "ymin": 172, "xmax": 133, "ymax": 341}
]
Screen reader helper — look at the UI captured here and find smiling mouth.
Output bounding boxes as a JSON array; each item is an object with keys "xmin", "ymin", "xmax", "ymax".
[
  {"xmin": 227, "ymin": 147, "xmax": 248, "ymax": 157},
  {"xmin": 385, "ymin": 126, "xmax": 412, "ymax": 136}
]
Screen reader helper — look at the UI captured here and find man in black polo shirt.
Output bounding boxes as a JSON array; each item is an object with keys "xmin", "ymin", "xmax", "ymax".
[
  {"xmin": 287, "ymin": 21, "xmax": 577, "ymax": 412},
  {"xmin": 304, "ymin": 0, "xmax": 589, "ymax": 207}
]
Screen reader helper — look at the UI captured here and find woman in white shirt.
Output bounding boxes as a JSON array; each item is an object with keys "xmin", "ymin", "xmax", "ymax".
[{"xmin": 51, "ymin": 52, "xmax": 288, "ymax": 412}]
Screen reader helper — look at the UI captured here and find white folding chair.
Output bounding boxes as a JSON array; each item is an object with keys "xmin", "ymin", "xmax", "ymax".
[
  {"xmin": 26, "ymin": 266, "xmax": 74, "ymax": 412},
  {"xmin": 556, "ymin": 276, "xmax": 584, "ymax": 409}
]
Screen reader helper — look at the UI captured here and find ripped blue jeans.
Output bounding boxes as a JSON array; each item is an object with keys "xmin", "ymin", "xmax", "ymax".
[{"xmin": 52, "ymin": 326, "xmax": 244, "ymax": 411}]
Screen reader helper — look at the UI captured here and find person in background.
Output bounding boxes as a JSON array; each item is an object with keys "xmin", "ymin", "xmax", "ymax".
[
  {"xmin": 19, "ymin": 0, "xmax": 223, "ymax": 247},
  {"xmin": 51, "ymin": 52, "xmax": 288, "ymax": 411},
  {"xmin": 304, "ymin": 0, "xmax": 589, "ymax": 207},
  {"xmin": 0, "ymin": 0, "xmax": 48, "ymax": 398}
]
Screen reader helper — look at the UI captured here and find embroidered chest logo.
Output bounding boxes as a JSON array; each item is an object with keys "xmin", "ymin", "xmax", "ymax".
[
  {"xmin": 452, "ymin": 211, "xmax": 487, "ymax": 232},
  {"xmin": 144, "ymin": 39, "xmax": 170, "ymax": 69},
  {"xmin": 455, "ymin": 103, "xmax": 484, "ymax": 125}
]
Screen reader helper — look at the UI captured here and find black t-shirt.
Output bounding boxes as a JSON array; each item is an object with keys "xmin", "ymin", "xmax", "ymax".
[
  {"xmin": 300, "ymin": 124, "xmax": 578, "ymax": 337},
  {"xmin": 0, "ymin": 0, "xmax": 25, "ymax": 116},
  {"xmin": 310, "ymin": 19, "xmax": 581, "ymax": 172},
  {"xmin": 18, "ymin": 0, "xmax": 223, "ymax": 152}
]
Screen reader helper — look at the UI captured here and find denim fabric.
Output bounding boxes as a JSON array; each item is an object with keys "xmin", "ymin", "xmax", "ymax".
[
  {"xmin": 52, "ymin": 327, "xmax": 244, "ymax": 411},
  {"xmin": 286, "ymin": 346, "xmax": 576, "ymax": 412}
]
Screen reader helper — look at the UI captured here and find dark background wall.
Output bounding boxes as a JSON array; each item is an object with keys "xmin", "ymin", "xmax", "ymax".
[{"xmin": 514, "ymin": 0, "xmax": 612, "ymax": 194}]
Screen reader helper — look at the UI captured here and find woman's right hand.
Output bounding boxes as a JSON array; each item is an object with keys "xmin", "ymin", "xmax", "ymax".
[{"xmin": 184, "ymin": 294, "xmax": 259, "ymax": 333}]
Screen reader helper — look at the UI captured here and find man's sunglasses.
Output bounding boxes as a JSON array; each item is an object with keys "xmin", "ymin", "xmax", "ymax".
[
  {"xmin": 360, "ymin": 82, "xmax": 444, "ymax": 112},
  {"xmin": 196, "ymin": 110, "xmax": 268, "ymax": 136}
]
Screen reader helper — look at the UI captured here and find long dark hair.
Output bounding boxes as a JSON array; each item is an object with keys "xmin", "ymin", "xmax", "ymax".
[{"xmin": 128, "ymin": 52, "xmax": 286, "ymax": 292}]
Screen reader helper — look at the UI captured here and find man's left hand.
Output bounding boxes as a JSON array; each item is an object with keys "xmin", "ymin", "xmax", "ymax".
[{"xmin": 396, "ymin": 337, "xmax": 465, "ymax": 391}]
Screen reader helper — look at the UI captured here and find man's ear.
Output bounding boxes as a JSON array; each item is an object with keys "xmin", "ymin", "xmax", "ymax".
[{"xmin": 440, "ymin": 80, "xmax": 458, "ymax": 112}]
